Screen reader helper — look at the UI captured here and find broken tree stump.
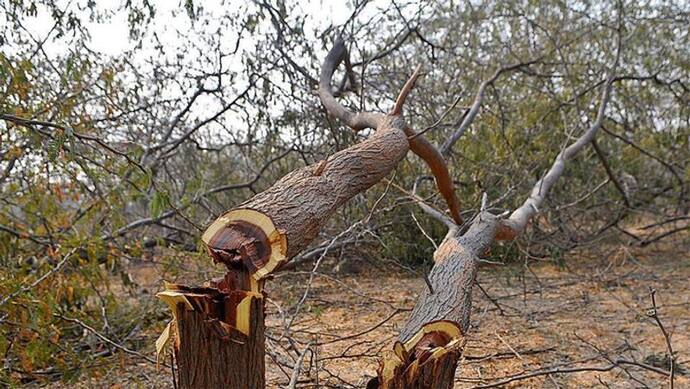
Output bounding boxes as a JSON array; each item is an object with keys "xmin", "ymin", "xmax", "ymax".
[
  {"xmin": 369, "ymin": 321, "xmax": 465, "ymax": 389},
  {"xmin": 154, "ymin": 38, "xmax": 463, "ymax": 388}
]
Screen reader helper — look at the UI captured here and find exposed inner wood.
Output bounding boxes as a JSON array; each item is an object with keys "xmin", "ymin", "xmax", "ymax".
[
  {"xmin": 206, "ymin": 220, "xmax": 271, "ymax": 271},
  {"xmin": 200, "ymin": 115, "xmax": 411, "ymax": 283},
  {"xmin": 203, "ymin": 208, "xmax": 288, "ymax": 280},
  {"xmin": 373, "ymin": 321, "xmax": 465, "ymax": 389},
  {"xmin": 157, "ymin": 263, "xmax": 264, "ymax": 389}
]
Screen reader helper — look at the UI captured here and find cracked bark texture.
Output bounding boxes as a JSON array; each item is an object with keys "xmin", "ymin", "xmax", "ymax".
[
  {"xmin": 174, "ymin": 297, "xmax": 265, "ymax": 389},
  {"xmin": 240, "ymin": 115, "xmax": 409, "ymax": 259},
  {"xmin": 398, "ymin": 213, "xmax": 499, "ymax": 342}
]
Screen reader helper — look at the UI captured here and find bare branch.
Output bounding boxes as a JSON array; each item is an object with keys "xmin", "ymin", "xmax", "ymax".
[
  {"xmin": 406, "ymin": 130, "xmax": 463, "ymax": 225},
  {"xmin": 473, "ymin": 358, "xmax": 671, "ymax": 388},
  {"xmin": 318, "ymin": 38, "xmax": 384, "ymax": 131},
  {"xmin": 502, "ymin": 75, "xmax": 616, "ymax": 238},
  {"xmin": 390, "ymin": 65, "xmax": 422, "ymax": 115},
  {"xmin": 409, "ymin": 176, "xmax": 456, "ymax": 230},
  {"xmin": 287, "ymin": 342, "xmax": 313, "ymax": 389},
  {"xmin": 440, "ymin": 60, "xmax": 539, "ymax": 155},
  {"xmin": 592, "ymin": 138, "xmax": 631, "ymax": 207},
  {"xmin": 647, "ymin": 288, "xmax": 676, "ymax": 389}
]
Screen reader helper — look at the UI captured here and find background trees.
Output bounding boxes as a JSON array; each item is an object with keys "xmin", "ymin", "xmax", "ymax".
[{"xmin": 1, "ymin": 0, "xmax": 688, "ymax": 387}]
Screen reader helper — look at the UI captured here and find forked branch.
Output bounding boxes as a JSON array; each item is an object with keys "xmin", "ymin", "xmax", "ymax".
[
  {"xmin": 500, "ymin": 75, "xmax": 616, "ymax": 238},
  {"xmin": 440, "ymin": 60, "xmax": 540, "ymax": 155},
  {"xmin": 320, "ymin": 39, "xmax": 464, "ymax": 226}
]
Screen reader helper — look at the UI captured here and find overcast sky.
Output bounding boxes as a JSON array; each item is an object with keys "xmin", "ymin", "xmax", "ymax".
[
  {"xmin": 21, "ymin": 1, "xmax": 356, "ymax": 56},
  {"xmin": 5, "ymin": 1, "xmax": 384, "ymax": 143}
]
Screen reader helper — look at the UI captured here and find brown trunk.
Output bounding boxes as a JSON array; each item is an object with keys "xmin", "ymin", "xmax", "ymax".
[
  {"xmin": 373, "ymin": 214, "xmax": 499, "ymax": 389},
  {"xmin": 174, "ymin": 296, "xmax": 265, "ymax": 388},
  {"xmin": 156, "ymin": 38, "xmax": 463, "ymax": 388},
  {"xmin": 157, "ymin": 268, "xmax": 265, "ymax": 389},
  {"xmin": 399, "ymin": 214, "xmax": 499, "ymax": 341}
]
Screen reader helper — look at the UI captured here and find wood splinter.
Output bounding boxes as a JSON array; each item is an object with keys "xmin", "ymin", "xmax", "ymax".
[
  {"xmin": 370, "ymin": 320, "xmax": 465, "ymax": 389},
  {"xmin": 155, "ymin": 280, "xmax": 266, "ymax": 388}
]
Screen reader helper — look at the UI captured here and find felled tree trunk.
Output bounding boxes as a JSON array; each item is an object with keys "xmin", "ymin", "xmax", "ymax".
[
  {"xmin": 157, "ymin": 117, "xmax": 410, "ymax": 388},
  {"xmin": 370, "ymin": 214, "xmax": 499, "ymax": 389},
  {"xmin": 155, "ymin": 38, "xmax": 463, "ymax": 388},
  {"xmin": 203, "ymin": 115, "xmax": 409, "ymax": 273}
]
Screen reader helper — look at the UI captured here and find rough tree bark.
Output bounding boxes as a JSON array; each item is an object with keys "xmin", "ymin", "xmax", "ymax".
[
  {"xmin": 156, "ymin": 38, "xmax": 462, "ymax": 388},
  {"xmin": 371, "ymin": 63, "xmax": 619, "ymax": 388}
]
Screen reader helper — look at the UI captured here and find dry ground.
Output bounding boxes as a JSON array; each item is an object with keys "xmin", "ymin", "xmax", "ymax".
[{"xmin": 39, "ymin": 241, "xmax": 689, "ymax": 388}]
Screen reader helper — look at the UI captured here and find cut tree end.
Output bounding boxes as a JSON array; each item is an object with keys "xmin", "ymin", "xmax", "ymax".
[
  {"xmin": 157, "ymin": 282, "xmax": 263, "ymax": 337},
  {"xmin": 372, "ymin": 320, "xmax": 465, "ymax": 389},
  {"xmin": 202, "ymin": 208, "xmax": 288, "ymax": 280}
]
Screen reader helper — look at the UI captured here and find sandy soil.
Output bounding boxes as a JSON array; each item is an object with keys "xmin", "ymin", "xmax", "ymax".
[{"xmin": 39, "ymin": 242, "xmax": 689, "ymax": 388}]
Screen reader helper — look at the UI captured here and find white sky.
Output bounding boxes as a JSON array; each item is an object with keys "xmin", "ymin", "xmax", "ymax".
[
  {"xmin": 8, "ymin": 0, "xmax": 375, "ymax": 144},
  {"xmin": 21, "ymin": 0, "xmax": 355, "ymax": 56}
]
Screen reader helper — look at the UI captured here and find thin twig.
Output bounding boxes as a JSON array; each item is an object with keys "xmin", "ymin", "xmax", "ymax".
[
  {"xmin": 287, "ymin": 342, "xmax": 313, "ymax": 389},
  {"xmin": 648, "ymin": 288, "xmax": 675, "ymax": 389},
  {"xmin": 54, "ymin": 313, "xmax": 163, "ymax": 367},
  {"xmin": 472, "ymin": 358, "xmax": 671, "ymax": 388},
  {"xmin": 0, "ymin": 247, "xmax": 78, "ymax": 307}
]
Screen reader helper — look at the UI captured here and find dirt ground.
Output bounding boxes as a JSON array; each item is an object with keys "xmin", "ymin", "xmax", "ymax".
[{"xmin": 41, "ymin": 241, "xmax": 689, "ymax": 388}]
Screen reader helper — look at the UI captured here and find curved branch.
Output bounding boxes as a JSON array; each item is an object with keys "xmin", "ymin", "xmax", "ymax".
[
  {"xmin": 318, "ymin": 39, "xmax": 384, "ymax": 131},
  {"xmin": 407, "ymin": 129, "xmax": 463, "ymax": 225},
  {"xmin": 390, "ymin": 65, "xmax": 422, "ymax": 115},
  {"xmin": 440, "ymin": 60, "xmax": 539, "ymax": 155},
  {"xmin": 502, "ymin": 76, "xmax": 616, "ymax": 237}
]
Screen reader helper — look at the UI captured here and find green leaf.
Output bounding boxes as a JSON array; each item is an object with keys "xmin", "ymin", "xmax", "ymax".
[
  {"xmin": 150, "ymin": 190, "xmax": 169, "ymax": 218},
  {"xmin": 47, "ymin": 129, "xmax": 66, "ymax": 162}
]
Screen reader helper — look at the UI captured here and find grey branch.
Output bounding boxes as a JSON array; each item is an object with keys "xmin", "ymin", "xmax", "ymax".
[{"xmin": 318, "ymin": 38, "xmax": 384, "ymax": 131}]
